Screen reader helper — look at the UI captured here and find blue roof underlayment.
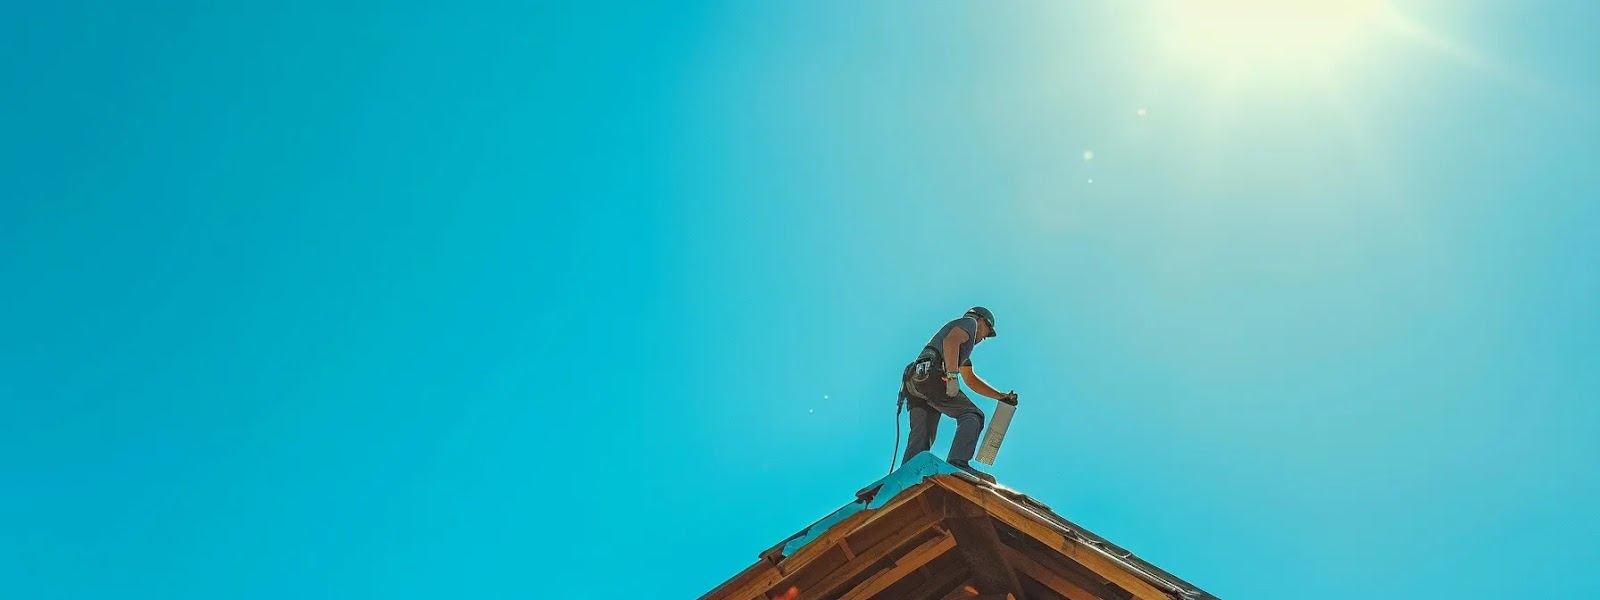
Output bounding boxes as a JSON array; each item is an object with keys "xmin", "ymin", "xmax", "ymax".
[{"xmin": 777, "ymin": 451, "xmax": 966, "ymax": 557}]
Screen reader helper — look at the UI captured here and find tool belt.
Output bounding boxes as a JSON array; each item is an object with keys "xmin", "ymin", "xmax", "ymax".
[{"xmin": 899, "ymin": 349, "xmax": 942, "ymax": 408}]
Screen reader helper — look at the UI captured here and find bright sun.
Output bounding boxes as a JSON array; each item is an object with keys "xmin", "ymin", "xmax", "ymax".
[{"xmin": 1156, "ymin": 0, "xmax": 1391, "ymax": 80}]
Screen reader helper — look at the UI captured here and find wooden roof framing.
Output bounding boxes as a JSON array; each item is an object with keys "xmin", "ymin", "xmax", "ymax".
[{"xmin": 700, "ymin": 460, "xmax": 1218, "ymax": 600}]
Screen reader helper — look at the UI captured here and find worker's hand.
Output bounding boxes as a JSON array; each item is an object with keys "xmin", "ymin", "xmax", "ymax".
[
  {"xmin": 999, "ymin": 391, "xmax": 1019, "ymax": 406},
  {"xmin": 944, "ymin": 376, "xmax": 960, "ymax": 397}
]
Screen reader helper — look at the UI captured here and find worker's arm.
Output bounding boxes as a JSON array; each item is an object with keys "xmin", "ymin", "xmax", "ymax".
[
  {"xmin": 940, "ymin": 326, "xmax": 970, "ymax": 375},
  {"xmin": 960, "ymin": 365, "xmax": 1015, "ymax": 403},
  {"xmin": 958, "ymin": 365, "xmax": 1004, "ymax": 399}
]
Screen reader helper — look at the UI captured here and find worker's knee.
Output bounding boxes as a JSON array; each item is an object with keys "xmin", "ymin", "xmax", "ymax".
[{"xmin": 956, "ymin": 411, "xmax": 984, "ymax": 430}]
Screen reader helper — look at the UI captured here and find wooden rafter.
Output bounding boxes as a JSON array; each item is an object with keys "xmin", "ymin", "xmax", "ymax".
[
  {"xmin": 943, "ymin": 503, "xmax": 1023, "ymax": 597},
  {"xmin": 838, "ymin": 539, "xmax": 857, "ymax": 561},
  {"xmin": 702, "ymin": 471, "xmax": 1209, "ymax": 600},
  {"xmin": 836, "ymin": 532, "xmax": 958, "ymax": 600},
  {"xmin": 884, "ymin": 557, "xmax": 969, "ymax": 600},
  {"xmin": 697, "ymin": 562, "xmax": 778, "ymax": 600},
  {"xmin": 932, "ymin": 476, "xmax": 1174, "ymax": 600},
  {"xmin": 795, "ymin": 519, "xmax": 942, "ymax": 600},
  {"xmin": 1001, "ymin": 544, "xmax": 1100, "ymax": 600},
  {"xmin": 704, "ymin": 481, "xmax": 939, "ymax": 600},
  {"xmin": 781, "ymin": 480, "xmax": 935, "ymax": 571}
]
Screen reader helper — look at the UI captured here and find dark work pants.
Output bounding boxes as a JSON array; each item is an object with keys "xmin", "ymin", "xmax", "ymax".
[{"xmin": 901, "ymin": 363, "xmax": 985, "ymax": 467}]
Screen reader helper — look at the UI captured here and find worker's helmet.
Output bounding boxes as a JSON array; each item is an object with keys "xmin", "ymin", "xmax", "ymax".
[{"xmin": 965, "ymin": 306, "xmax": 998, "ymax": 337}]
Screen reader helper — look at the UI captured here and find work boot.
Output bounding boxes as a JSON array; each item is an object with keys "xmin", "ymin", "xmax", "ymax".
[{"xmin": 950, "ymin": 460, "xmax": 997, "ymax": 484}]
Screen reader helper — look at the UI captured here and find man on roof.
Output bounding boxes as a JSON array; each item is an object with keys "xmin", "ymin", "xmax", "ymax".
[{"xmin": 900, "ymin": 306, "xmax": 1018, "ymax": 483}]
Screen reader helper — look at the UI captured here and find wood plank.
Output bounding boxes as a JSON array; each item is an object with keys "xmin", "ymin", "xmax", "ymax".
[
  {"xmin": 777, "ymin": 511, "xmax": 871, "ymax": 576},
  {"xmin": 1018, "ymin": 574, "xmax": 1068, "ymax": 600},
  {"xmin": 732, "ymin": 484, "xmax": 941, "ymax": 599},
  {"xmin": 916, "ymin": 492, "xmax": 938, "ymax": 525},
  {"xmin": 1020, "ymin": 540, "xmax": 1127, "ymax": 599},
  {"xmin": 836, "ymin": 533, "xmax": 957, "ymax": 600},
  {"xmin": 891, "ymin": 562, "xmax": 969, "ymax": 600},
  {"xmin": 1008, "ymin": 536, "xmax": 1120, "ymax": 596},
  {"xmin": 1000, "ymin": 545, "xmax": 1099, "ymax": 600},
  {"xmin": 854, "ymin": 480, "xmax": 940, "ymax": 530},
  {"xmin": 931, "ymin": 476, "xmax": 1174, "ymax": 600},
  {"xmin": 705, "ymin": 480, "xmax": 943, "ymax": 599},
  {"xmin": 698, "ymin": 563, "xmax": 783, "ymax": 600},
  {"xmin": 738, "ymin": 480, "xmax": 937, "ymax": 596},
  {"xmin": 839, "ymin": 539, "xmax": 857, "ymax": 561},
  {"xmin": 795, "ymin": 519, "xmax": 941, "ymax": 600},
  {"xmin": 942, "ymin": 510, "xmax": 1023, "ymax": 597}
]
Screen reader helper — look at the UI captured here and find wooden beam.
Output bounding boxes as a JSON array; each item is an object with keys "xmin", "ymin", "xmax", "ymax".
[
  {"xmin": 795, "ymin": 519, "xmax": 941, "ymax": 600},
  {"xmin": 1012, "ymin": 538, "xmax": 1121, "ymax": 596},
  {"xmin": 1023, "ymin": 540, "xmax": 1131, "ymax": 599},
  {"xmin": 697, "ymin": 562, "xmax": 782, "ymax": 600},
  {"xmin": 942, "ymin": 510, "xmax": 1023, "ymax": 597},
  {"xmin": 835, "ymin": 533, "xmax": 958, "ymax": 600},
  {"xmin": 1000, "ymin": 544, "xmax": 1100, "ymax": 600},
  {"xmin": 775, "ymin": 511, "xmax": 870, "ymax": 576},
  {"xmin": 780, "ymin": 480, "xmax": 937, "ymax": 572},
  {"xmin": 916, "ymin": 491, "xmax": 938, "ymax": 523},
  {"xmin": 896, "ymin": 565, "xmax": 969, "ymax": 600},
  {"xmin": 705, "ymin": 481, "xmax": 938, "ymax": 600},
  {"xmin": 1018, "ymin": 575, "xmax": 1067, "ymax": 600},
  {"xmin": 931, "ymin": 476, "xmax": 1174, "ymax": 600},
  {"xmin": 839, "ymin": 539, "xmax": 856, "ymax": 561}
]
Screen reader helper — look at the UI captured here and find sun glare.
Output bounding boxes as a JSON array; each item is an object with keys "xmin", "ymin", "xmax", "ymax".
[{"xmin": 1158, "ymin": 0, "xmax": 1390, "ymax": 78}]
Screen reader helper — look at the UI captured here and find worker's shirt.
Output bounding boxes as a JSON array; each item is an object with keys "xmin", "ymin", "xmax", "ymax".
[{"xmin": 921, "ymin": 316, "xmax": 980, "ymax": 369}]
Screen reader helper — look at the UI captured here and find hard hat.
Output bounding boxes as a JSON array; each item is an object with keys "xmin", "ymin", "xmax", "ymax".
[{"xmin": 966, "ymin": 306, "xmax": 997, "ymax": 337}]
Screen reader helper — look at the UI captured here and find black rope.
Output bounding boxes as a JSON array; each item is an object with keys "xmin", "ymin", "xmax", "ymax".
[
  {"xmin": 890, "ymin": 359, "xmax": 923, "ymax": 475},
  {"xmin": 889, "ymin": 398, "xmax": 902, "ymax": 476}
]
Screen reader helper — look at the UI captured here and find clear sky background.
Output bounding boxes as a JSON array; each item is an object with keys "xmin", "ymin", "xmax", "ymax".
[{"xmin": 3, "ymin": 1, "xmax": 1597, "ymax": 598}]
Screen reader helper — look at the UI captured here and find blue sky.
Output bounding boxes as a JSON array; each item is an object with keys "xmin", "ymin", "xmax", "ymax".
[{"xmin": 3, "ymin": 1, "xmax": 1597, "ymax": 598}]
